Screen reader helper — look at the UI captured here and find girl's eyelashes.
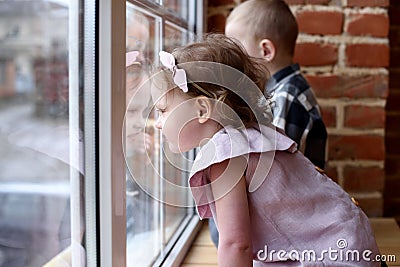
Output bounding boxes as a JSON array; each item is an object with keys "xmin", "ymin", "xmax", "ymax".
[{"xmin": 155, "ymin": 107, "xmax": 166, "ymax": 114}]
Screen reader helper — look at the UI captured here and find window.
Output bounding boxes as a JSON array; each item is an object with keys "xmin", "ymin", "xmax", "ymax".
[
  {"xmin": 0, "ymin": 0, "xmax": 203, "ymax": 266},
  {"xmin": 124, "ymin": 1, "xmax": 203, "ymax": 266},
  {"xmin": 0, "ymin": 1, "xmax": 87, "ymax": 266}
]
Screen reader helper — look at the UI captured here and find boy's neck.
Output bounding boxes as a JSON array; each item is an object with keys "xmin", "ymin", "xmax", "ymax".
[{"xmin": 266, "ymin": 55, "xmax": 293, "ymax": 76}]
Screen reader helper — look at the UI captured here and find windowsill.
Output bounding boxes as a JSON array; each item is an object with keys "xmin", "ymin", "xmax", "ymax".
[
  {"xmin": 181, "ymin": 218, "xmax": 400, "ymax": 266},
  {"xmin": 161, "ymin": 215, "xmax": 203, "ymax": 267},
  {"xmin": 180, "ymin": 220, "xmax": 217, "ymax": 266}
]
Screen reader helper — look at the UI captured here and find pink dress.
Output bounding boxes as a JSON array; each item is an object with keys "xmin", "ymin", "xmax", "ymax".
[{"xmin": 189, "ymin": 124, "xmax": 380, "ymax": 266}]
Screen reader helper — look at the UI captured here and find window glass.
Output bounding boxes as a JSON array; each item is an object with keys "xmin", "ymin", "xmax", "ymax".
[
  {"xmin": 165, "ymin": 22, "xmax": 189, "ymax": 52},
  {"xmin": 125, "ymin": 4, "xmax": 161, "ymax": 266},
  {"xmin": 163, "ymin": 0, "xmax": 188, "ymax": 20},
  {"xmin": 162, "ymin": 22, "xmax": 193, "ymax": 244},
  {"xmin": 162, "ymin": 144, "xmax": 193, "ymax": 243},
  {"xmin": 0, "ymin": 1, "xmax": 84, "ymax": 266},
  {"xmin": 125, "ymin": 2, "xmax": 198, "ymax": 266}
]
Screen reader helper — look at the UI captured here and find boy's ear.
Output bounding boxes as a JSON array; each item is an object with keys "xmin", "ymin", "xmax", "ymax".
[
  {"xmin": 195, "ymin": 96, "xmax": 212, "ymax": 124},
  {"xmin": 259, "ymin": 39, "xmax": 276, "ymax": 62}
]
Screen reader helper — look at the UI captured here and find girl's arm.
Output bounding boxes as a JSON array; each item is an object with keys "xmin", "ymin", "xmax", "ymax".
[{"xmin": 209, "ymin": 156, "xmax": 253, "ymax": 267}]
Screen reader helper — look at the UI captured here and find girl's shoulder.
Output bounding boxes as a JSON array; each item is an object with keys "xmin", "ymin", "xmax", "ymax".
[
  {"xmin": 188, "ymin": 124, "xmax": 298, "ymax": 219},
  {"xmin": 190, "ymin": 124, "xmax": 297, "ymax": 177}
]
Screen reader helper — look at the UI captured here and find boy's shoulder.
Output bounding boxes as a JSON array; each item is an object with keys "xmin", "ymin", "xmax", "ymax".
[
  {"xmin": 270, "ymin": 64, "xmax": 310, "ymax": 96},
  {"xmin": 279, "ymin": 73, "xmax": 310, "ymax": 96},
  {"xmin": 267, "ymin": 64, "xmax": 322, "ymax": 119},
  {"xmin": 266, "ymin": 64, "xmax": 310, "ymax": 95}
]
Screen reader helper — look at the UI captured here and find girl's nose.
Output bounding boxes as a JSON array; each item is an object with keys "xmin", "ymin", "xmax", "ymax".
[{"xmin": 155, "ymin": 116, "xmax": 162, "ymax": 130}]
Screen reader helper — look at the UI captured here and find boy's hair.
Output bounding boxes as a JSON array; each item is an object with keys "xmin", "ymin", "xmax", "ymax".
[
  {"xmin": 227, "ymin": 0, "xmax": 298, "ymax": 56},
  {"xmin": 160, "ymin": 33, "xmax": 271, "ymax": 126}
]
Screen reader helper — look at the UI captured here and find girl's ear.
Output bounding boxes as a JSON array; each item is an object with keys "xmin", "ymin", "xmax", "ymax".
[
  {"xmin": 195, "ymin": 96, "xmax": 212, "ymax": 124},
  {"xmin": 259, "ymin": 39, "xmax": 276, "ymax": 62}
]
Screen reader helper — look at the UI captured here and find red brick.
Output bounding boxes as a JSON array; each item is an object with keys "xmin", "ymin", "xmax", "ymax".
[
  {"xmin": 346, "ymin": 44, "xmax": 389, "ymax": 67},
  {"xmin": 207, "ymin": 14, "xmax": 226, "ymax": 33},
  {"xmin": 346, "ymin": 14, "xmax": 389, "ymax": 38},
  {"xmin": 284, "ymin": 0, "xmax": 305, "ymax": 4},
  {"xmin": 294, "ymin": 43, "xmax": 338, "ymax": 66},
  {"xmin": 306, "ymin": 75, "xmax": 339, "ymax": 98},
  {"xmin": 344, "ymin": 105, "xmax": 385, "ymax": 129},
  {"xmin": 306, "ymin": 74, "xmax": 388, "ymax": 99},
  {"xmin": 390, "ymin": 47, "xmax": 400, "ymax": 68},
  {"xmin": 347, "ymin": 0, "xmax": 389, "ymax": 7},
  {"xmin": 208, "ymin": 0, "xmax": 235, "ymax": 7},
  {"xmin": 320, "ymin": 106, "xmax": 336, "ymax": 127},
  {"xmin": 296, "ymin": 10, "xmax": 343, "ymax": 35},
  {"xmin": 343, "ymin": 166, "xmax": 384, "ymax": 192},
  {"xmin": 328, "ymin": 135, "xmax": 385, "ymax": 160}
]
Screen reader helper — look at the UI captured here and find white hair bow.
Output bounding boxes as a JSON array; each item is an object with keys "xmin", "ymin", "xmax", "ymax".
[{"xmin": 159, "ymin": 51, "xmax": 188, "ymax": 92}]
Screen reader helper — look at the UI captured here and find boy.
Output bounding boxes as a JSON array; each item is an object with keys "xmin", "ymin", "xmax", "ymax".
[
  {"xmin": 225, "ymin": 0, "xmax": 327, "ymax": 169},
  {"xmin": 206, "ymin": 0, "xmax": 328, "ymax": 249}
]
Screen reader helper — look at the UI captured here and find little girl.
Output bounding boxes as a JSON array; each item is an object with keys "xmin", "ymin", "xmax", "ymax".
[{"xmin": 151, "ymin": 34, "xmax": 381, "ymax": 266}]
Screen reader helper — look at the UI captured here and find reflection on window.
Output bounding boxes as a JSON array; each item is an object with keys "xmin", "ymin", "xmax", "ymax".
[
  {"xmin": 125, "ymin": 1, "xmax": 198, "ymax": 266},
  {"xmin": 162, "ymin": 21, "xmax": 192, "ymax": 247},
  {"xmin": 0, "ymin": 1, "xmax": 84, "ymax": 267},
  {"xmin": 163, "ymin": 0, "xmax": 188, "ymax": 20},
  {"xmin": 125, "ymin": 5, "xmax": 161, "ymax": 266},
  {"xmin": 165, "ymin": 22, "xmax": 189, "ymax": 52}
]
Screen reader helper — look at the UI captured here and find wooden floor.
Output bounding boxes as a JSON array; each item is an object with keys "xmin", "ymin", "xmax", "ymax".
[{"xmin": 181, "ymin": 218, "xmax": 400, "ymax": 266}]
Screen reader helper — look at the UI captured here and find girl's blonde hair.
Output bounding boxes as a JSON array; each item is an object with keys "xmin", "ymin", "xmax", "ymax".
[{"xmin": 165, "ymin": 33, "xmax": 271, "ymax": 126}]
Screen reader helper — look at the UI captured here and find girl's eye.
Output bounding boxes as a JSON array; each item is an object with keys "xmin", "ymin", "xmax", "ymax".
[{"xmin": 156, "ymin": 108, "xmax": 166, "ymax": 115}]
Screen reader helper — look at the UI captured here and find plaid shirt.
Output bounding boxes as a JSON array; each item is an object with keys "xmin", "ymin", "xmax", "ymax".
[{"xmin": 265, "ymin": 64, "xmax": 327, "ymax": 169}]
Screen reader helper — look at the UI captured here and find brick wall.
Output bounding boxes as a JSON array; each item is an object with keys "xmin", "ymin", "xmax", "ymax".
[{"xmin": 207, "ymin": 0, "xmax": 392, "ymax": 217}]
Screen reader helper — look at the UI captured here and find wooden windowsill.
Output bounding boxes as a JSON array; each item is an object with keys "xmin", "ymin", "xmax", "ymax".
[{"xmin": 181, "ymin": 218, "xmax": 400, "ymax": 266}]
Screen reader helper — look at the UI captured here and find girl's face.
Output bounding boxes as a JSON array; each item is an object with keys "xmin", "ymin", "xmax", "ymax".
[
  {"xmin": 125, "ymin": 73, "xmax": 153, "ymax": 157},
  {"xmin": 153, "ymin": 88, "xmax": 216, "ymax": 154},
  {"xmin": 126, "ymin": 72, "xmax": 150, "ymax": 135}
]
